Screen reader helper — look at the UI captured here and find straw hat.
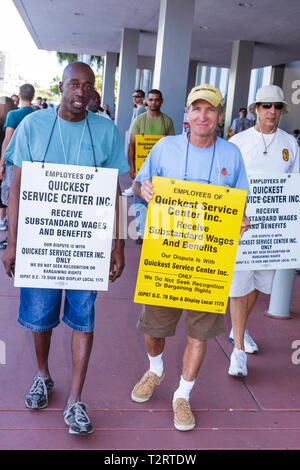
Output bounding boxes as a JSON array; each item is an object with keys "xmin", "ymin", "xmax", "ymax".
[{"xmin": 249, "ymin": 85, "xmax": 289, "ymax": 115}]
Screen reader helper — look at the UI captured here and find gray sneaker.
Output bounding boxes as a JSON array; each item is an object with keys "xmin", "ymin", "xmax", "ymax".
[
  {"xmin": 63, "ymin": 402, "xmax": 94, "ymax": 435},
  {"xmin": 25, "ymin": 375, "xmax": 54, "ymax": 409},
  {"xmin": 0, "ymin": 218, "xmax": 7, "ymax": 231}
]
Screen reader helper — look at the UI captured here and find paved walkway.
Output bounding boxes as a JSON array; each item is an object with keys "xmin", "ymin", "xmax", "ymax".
[{"xmin": 0, "ymin": 174, "xmax": 300, "ymax": 450}]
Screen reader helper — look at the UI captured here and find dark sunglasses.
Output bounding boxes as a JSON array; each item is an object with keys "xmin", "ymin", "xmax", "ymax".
[
  {"xmin": 260, "ymin": 102, "xmax": 284, "ymax": 110},
  {"xmin": 133, "ymin": 94, "xmax": 143, "ymax": 98}
]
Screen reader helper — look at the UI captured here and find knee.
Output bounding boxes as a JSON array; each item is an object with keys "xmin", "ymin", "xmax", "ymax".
[
  {"xmin": 230, "ymin": 295, "xmax": 248, "ymax": 308},
  {"xmin": 145, "ymin": 334, "xmax": 165, "ymax": 354},
  {"xmin": 186, "ymin": 336, "xmax": 206, "ymax": 350},
  {"xmin": 230, "ymin": 295, "xmax": 247, "ymax": 302}
]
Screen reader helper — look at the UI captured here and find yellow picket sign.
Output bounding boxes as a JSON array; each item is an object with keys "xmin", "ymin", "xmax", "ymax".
[
  {"xmin": 135, "ymin": 135, "xmax": 164, "ymax": 174},
  {"xmin": 134, "ymin": 177, "xmax": 247, "ymax": 314}
]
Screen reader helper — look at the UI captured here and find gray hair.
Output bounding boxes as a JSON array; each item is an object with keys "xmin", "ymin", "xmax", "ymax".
[{"xmin": 186, "ymin": 103, "xmax": 224, "ymax": 114}]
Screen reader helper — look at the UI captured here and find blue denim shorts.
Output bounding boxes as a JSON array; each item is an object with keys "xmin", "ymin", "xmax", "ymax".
[{"xmin": 18, "ymin": 288, "xmax": 97, "ymax": 333}]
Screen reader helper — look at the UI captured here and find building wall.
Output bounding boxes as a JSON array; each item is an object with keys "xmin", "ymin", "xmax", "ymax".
[{"xmin": 280, "ymin": 61, "xmax": 300, "ymax": 134}]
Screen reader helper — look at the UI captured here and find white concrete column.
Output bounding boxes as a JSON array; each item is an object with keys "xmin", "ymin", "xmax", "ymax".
[
  {"xmin": 214, "ymin": 68, "xmax": 221, "ymax": 89},
  {"xmin": 115, "ymin": 28, "xmax": 139, "ymax": 144},
  {"xmin": 220, "ymin": 68, "xmax": 230, "ymax": 99},
  {"xmin": 102, "ymin": 52, "xmax": 118, "ymax": 119},
  {"xmin": 267, "ymin": 270, "xmax": 296, "ymax": 319},
  {"xmin": 262, "ymin": 66, "xmax": 272, "ymax": 86},
  {"xmin": 135, "ymin": 69, "xmax": 141, "ymax": 90},
  {"xmin": 195, "ymin": 64, "xmax": 202, "ymax": 85},
  {"xmin": 152, "ymin": 0, "xmax": 196, "ymax": 134},
  {"xmin": 210, "ymin": 68, "xmax": 218, "ymax": 86},
  {"xmin": 254, "ymin": 68, "xmax": 264, "ymax": 94},
  {"xmin": 204, "ymin": 66, "xmax": 211, "ymax": 83},
  {"xmin": 141, "ymin": 69, "xmax": 152, "ymax": 95},
  {"xmin": 224, "ymin": 40, "xmax": 254, "ymax": 136},
  {"xmin": 78, "ymin": 54, "xmax": 91, "ymax": 64},
  {"xmin": 248, "ymin": 68, "xmax": 257, "ymax": 107}
]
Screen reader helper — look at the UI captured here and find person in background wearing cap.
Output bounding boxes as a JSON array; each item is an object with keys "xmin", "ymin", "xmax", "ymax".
[
  {"xmin": 228, "ymin": 107, "xmax": 253, "ymax": 137},
  {"xmin": 131, "ymin": 84, "xmax": 250, "ymax": 432},
  {"xmin": 228, "ymin": 85, "xmax": 300, "ymax": 377}
]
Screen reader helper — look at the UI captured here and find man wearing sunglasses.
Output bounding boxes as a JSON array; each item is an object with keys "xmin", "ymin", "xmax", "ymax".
[
  {"xmin": 131, "ymin": 89, "xmax": 146, "ymax": 120},
  {"xmin": 228, "ymin": 85, "xmax": 300, "ymax": 377},
  {"xmin": 122, "ymin": 90, "xmax": 146, "ymax": 197}
]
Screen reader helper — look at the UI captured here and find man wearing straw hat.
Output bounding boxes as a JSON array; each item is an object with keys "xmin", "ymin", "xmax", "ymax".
[{"xmin": 228, "ymin": 85, "xmax": 300, "ymax": 377}]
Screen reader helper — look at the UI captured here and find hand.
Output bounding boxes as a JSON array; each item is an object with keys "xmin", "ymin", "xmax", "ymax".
[
  {"xmin": 109, "ymin": 245, "xmax": 125, "ymax": 282},
  {"xmin": 0, "ymin": 166, "xmax": 5, "ymax": 181},
  {"xmin": 141, "ymin": 179, "xmax": 154, "ymax": 202},
  {"xmin": 2, "ymin": 244, "xmax": 16, "ymax": 278},
  {"xmin": 239, "ymin": 214, "xmax": 250, "ymax": 240}
]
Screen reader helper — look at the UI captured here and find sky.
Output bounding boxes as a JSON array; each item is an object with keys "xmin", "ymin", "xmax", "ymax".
[{"xmin": 0, "ymin": 0, "xmax": 65, "ymax": 89}]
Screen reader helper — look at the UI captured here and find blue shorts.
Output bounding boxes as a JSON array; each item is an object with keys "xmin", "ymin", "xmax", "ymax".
[{"xmin": 18, "ymin": 288, "xmax": 97, "ymax": 333}]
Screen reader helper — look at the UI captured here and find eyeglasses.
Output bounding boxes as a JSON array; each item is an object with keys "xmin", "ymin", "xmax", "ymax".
[
  {"xmin": 133, "ymin": 95, "xmax": 143, "ymax": 98},
  {"xmin": 260, "ymin": 102, "xmax": 284, "ymax": 110}
]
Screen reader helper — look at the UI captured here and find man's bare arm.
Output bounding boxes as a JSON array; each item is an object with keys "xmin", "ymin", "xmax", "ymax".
[
  {"xmin": 1, "ymin": 127, "xmax": 14, "ymax": 158},
  {"xmin": 109, "ymin": 181, "xmax": 125, "ymax": 282},
  {"xmin": 0, "ymin": 127, "xmax": 14, "ymax": 180},
  {"xmin": 133, "ymin": 179, "xmax": 154, "ymax": 203},
  {"xmin": 128, "ymin": 134, "xmax": 136, "ymax": 180},
  {"xmin": 240, "ymin": 211, "xmax": 250, "ymax": 240},
  {"xmin": 2, "ymin": 166, "xmax": 21, "ymax": 277},
  {"xmin": 132, "ymin": 180, "xmax": 142, "ymax": 200}
]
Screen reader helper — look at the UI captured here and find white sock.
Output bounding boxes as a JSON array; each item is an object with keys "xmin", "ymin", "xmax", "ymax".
[
  {"xmin": 173, "ymin": 376, "xmax": 196, "ymax": 402},
  {"xmin": 148, "ymin": 353, "xmax": 164, "ymax": 377}
]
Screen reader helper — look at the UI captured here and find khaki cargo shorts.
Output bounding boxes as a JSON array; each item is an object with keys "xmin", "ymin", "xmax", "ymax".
[{"xmin": 137, "ymin": 304, "xmax": 224, "ymax": 341}]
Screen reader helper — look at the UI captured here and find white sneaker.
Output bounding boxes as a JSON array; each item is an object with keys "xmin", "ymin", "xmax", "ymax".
[
  {"xmin": 229, "ymin": 328, "xmax": 258, "ymax": 354},
  {"xmin": 122, "ymin": 187, "xmax": 134, "ymax": 196},
  {"xmin": 228, "ymin": 348, "xmax": 248, "ymax": 377}
]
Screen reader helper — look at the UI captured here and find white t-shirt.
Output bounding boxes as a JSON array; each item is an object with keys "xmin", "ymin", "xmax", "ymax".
[
  {"xmin": 97, "ymin": 110, "xmax": 111, "ymax": 120},
  {"xmin": 230, "ymin": 126, "xmax": 299, "ymax": 174}
]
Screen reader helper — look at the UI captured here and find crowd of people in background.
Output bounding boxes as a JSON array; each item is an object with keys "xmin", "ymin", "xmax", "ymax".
[{"xmin": 0, "ymin": 84, "xmax": 35, "ymax": 248}]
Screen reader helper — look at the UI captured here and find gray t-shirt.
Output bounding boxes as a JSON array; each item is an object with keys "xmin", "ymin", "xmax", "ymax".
[
  {"xmin": 131, "ymin": 104, "xmax": 146, "ymax": 122},
  {"xmin": 231, "ymin": 117, "xmax": 252, "ymax": 133}
]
